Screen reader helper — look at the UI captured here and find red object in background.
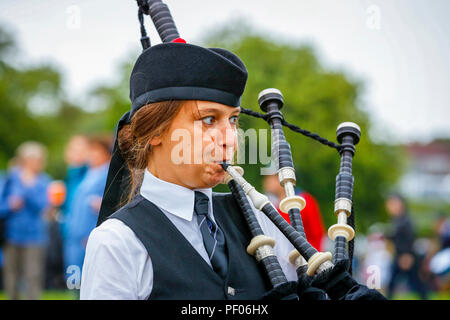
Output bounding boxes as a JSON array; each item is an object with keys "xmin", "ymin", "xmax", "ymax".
[
  {"xmin": 277, "ymin": 192, "xmax": 326, "ymax": 251},
  {"xmin": 47, "ymin": 180, "xmax": 67, "ymax": 207}
]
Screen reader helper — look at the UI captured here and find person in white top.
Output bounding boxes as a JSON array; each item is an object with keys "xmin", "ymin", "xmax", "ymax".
[
  {"xmin": 81, "ymin": 169, "xmax": 298, "ymax": 299},
  {"xmin": 80, "ymin": 41, "xmax": 299, "ymax": 300}
]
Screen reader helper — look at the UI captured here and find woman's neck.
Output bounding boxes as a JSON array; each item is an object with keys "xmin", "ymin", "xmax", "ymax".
[{"xmin": 147, "ymin": 164, "xmax": 193, "ymax": 190}]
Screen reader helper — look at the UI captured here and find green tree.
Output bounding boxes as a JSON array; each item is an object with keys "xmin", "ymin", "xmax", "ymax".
[
  {"xmin": 89, "ymin": 61, "xmax": 135, "ymax": 132},
  {"xmin": 0, "ymin": 25, "xmax": 87, "ymax": 178},
  {"xmin": 0, "ymin": 27, "xmax": 56, "ymax": 167}
]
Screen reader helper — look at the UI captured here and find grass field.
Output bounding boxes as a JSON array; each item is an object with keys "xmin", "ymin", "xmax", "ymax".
[
  {"xmin": 391, "ymin": 292, "xmax": 450, "ymax": 300},
  {"xmin": 0, "ymin": 290, "xmax": 77, "ymax": 300}
]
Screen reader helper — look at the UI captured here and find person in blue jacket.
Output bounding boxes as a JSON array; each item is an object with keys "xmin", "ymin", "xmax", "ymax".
[
  {"xmin": 61, "ymin": 135, "xmax": 89, "ymax": 240},
  {"xmin": 64, "ymin": 135, "xmax": 111, "ymax": 287},
  {"xmin": 0, "ymin": 142, "xmax": 50, "ymax": 300},
  {"xmin": 61, "ymin": 135, "xmax": 89, "ymax": 283}
]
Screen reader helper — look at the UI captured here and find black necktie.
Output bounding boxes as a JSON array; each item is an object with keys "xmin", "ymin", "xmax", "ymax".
[{"xmin": 194, "ymin": 191, "xmax": 228, "ymax": 279}]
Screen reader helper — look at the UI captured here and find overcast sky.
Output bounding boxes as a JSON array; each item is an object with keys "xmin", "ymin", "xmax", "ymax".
[{"xmin": 1, "ymin": 0, "xmax": 449, "ymax": 144}]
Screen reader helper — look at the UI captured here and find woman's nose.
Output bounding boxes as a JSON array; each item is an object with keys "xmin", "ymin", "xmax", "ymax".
[
  {"xmin": 215, "ymin": 119, "xmax": 237, "ymax": 148},
  {"xmin": 205, "ymin": 120, "xmax": 237, "ymax": 161}
]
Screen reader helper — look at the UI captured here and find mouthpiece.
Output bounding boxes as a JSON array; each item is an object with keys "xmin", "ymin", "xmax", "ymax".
[{"xmin": 220, "ymin": 162, "xmax": 231, "ymax": 171}]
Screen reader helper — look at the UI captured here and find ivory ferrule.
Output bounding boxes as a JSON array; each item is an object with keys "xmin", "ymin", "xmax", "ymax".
[
  {"xmin": 279, "ymin": 195, "xmax": 306, "ymax": 213},
  {"xmin": 306, "ymin": 252, "xmax": 333, "ymax": 276},
  {"xmin": 328, "ymin": 223, "xmax": 355, "ymax": 241},
  {"xmin": 246, "ymin": 235, "xmax": 276, "ymax": 256},
  {"xmin": 329, "ymin": 198, "xmax": 355, "ymax": 241},
  {"xmin": 288, "ymin": 249, "xmax": 307, "ymax": 268}
]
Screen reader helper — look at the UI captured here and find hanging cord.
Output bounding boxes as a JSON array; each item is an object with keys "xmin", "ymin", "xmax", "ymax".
[{"xmin": 240, "ymin": 107, "xmax": 342, "ymax": 152}]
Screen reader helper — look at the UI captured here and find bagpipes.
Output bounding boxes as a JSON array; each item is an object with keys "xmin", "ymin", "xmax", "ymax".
[{"xmin": 134, "ymin": 0, "xmax": 386, "ymax": 301}]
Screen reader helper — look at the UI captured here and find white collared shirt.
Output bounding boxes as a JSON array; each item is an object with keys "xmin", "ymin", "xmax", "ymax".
[{"xmin": 80, "ymin": 169, "xmax": 297, "ymax": 300}]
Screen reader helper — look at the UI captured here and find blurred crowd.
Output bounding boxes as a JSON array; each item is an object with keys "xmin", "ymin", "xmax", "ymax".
[
  {"xmin": 351, "ymin": 194, "xmax": 450, "ymax": 299},
  {"xmin": 0, "ymin": 136, "xmax": 449, "ymax": 300},
  {"xmin": 0, "ymin": 135, "xmax": 112, "ymax": 299}
]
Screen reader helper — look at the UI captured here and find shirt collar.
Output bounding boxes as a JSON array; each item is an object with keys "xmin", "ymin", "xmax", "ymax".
[{"xmin": 140, "ymin": 169, "xmax": 213, "ymax": 221}]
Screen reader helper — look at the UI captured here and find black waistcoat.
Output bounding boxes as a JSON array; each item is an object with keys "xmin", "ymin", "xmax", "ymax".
[{"xmin": 109, "ymin": 193, "xmax": 271, "ymax": 300}]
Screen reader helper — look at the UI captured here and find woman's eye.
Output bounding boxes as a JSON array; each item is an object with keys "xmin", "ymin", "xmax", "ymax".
[
  {"xmin": 229, "ymin": 116, "xmax": 239, "ymax": 125},
  {"xmin": 202, "ymin": 116, "xmax": 215, "ymax": 125}
]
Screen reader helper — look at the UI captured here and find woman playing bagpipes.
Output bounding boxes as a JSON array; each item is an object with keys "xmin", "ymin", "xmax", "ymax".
[
  {"xmin": 80, "ymin": 35, "xmax": 304, "ymax": 300},
  {"xmin": 80, "ymin": 0, "xmax": 385, "ymax": 301}
]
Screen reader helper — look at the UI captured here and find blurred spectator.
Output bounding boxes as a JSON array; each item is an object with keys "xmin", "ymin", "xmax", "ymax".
[
  {"xmin": 61, "ymin": 135, "xmax": 89, "ymax": 240},
  {"xmin": 44, "ymin": 181, "xmax": 67, "ymax": 290},
  {"xmin": 61, "ymin": 135, "xmax": 89, "ymax": 286},
  {"xmin": 360, "ymin": 233, "xmax": 392, "ymax": 290},
  {"xmin": 429, "ymin": 215, "xmax": 450, "ymax": 289},
  {"xmin": 64, "ymin": 134, "xmax": 111, "ymax": 287},
  {"xmin": 263, "ymin": 174, "xmax": 326, "ymax": 251},
  {"xmin": 435, "ymin": 214, "xmax": 450, "ymax": 250},
  {"xmin": 385, "ymin": 193, "xmax": 429, "ymax": 299},
  {"xmin": 0, "ymin": 172, "xmax": 7, "ymax": 247},
  {"xmin": 0, "ymin": 157, "xmax": 19, "ymax": 290},
  {"xmin": 0, "ymin": 141, "xmax": 50, "ymax": 299}
]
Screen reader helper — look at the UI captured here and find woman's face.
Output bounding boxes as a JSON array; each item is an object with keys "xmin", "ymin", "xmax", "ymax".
[
  {"xmin": 385, "ymin": 196, "xmax": 405, "ymax": 217},
  {"xmin": 263, "ymin": 174, "xmax": 284, "ymax": 198},
  {"xmin": 22, "ymin": 155, "xmax": 45, "ymax": 174},
  {"xmin": 148, "ymin": 100, "xmax": 240, "ymax": 189},
  {"xmin": 87, "ymin": 143, "xmax": 110, "ymax": 168},
  {"xmin": 65, "ymin": 136, "xmax": 89, "ymax": 166}
]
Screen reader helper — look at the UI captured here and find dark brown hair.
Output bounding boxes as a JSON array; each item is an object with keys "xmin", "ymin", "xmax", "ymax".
[{"xmin": 117, "ymin": 100, "xmax": 186, "ymax": 203}]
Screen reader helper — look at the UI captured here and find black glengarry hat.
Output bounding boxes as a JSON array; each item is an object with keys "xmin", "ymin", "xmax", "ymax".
[
  {"xmin": 97, "ymin": 41, "xmax": 248, "ymax": 225},
  {"xmin": 130, "ymin": 42, "xmax": 247, "ymax": 114}
]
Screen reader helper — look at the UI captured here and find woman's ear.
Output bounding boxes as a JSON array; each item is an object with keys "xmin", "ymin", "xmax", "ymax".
[{"xmin": 149, "ymin": 135, "xmax": 162, "ymax": 146}]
